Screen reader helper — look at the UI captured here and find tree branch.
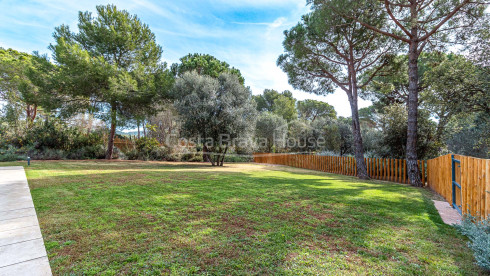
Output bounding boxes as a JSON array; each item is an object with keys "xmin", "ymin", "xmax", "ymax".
[
  {"xmin": 384, "ymin": 0, "xmax": 412, "ymax": 38},
  {"xmin": 328, "ymin": 4, "xmax": 411, "ymax": 43},
  {"xmin": 419, "ymin": 0, "xmax": 472, "ymax": 41}
]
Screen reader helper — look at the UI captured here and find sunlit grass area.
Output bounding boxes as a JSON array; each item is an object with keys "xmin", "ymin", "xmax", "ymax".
[{"xmin": 0, "ymin": 161, "xmax": 480, "ymax": 275}]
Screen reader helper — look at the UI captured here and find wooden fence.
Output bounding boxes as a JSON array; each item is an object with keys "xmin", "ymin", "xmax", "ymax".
[
  {"xmin": 253, "ymin": 153, "xmax": 425, "ymax": 185},
  {"xmin": 253, "ymin": 153, "xmax": 489, "ymax": 219},
  {"xmin": 114, "ymin": 138, "xmax": 135, "ymax": 152},
  {"xmin": 427, "ymin": 154, "xmax": 489, "ymax": 219}
]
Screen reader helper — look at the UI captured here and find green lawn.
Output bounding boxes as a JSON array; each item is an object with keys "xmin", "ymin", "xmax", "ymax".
[{"xmin": 1, "ymin": 161, "xmax": 480, "ymax": 275}]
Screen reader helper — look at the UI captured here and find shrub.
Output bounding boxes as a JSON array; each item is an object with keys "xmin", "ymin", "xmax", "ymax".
[
  {"xmin": 455, "ymin": 215, "xmax": 490, "ymax": 271},
  {"xmin": 8, "ymin": 119, "xmax": 107, "ymax": 160},
  {"xmin": 135, "ymin": 138, "xmax": 160, "ymax": 156},
  {"xmin": 149, "ymin": 146, "xmax": 170, "ymax": 161},
  {"xmin": 0, "ymin": 146, "xmax": 26, "ymax": 162},
  {"xmin": 223, "ymin": 154, "xmax": 252, "ymax": 163},
  {"xmin": 123, "ymin": 139, "xmax": 169, "ymax": 161},
  {"xmin": 65, "ymin": 145, "xmax": 106, "ymax": 160},
  {"xmin": 123, "ymin": 148, "xmax": 140, "ymax": 160},
  {"xmin": 31, "ymin": 149, "xmax": 66, "ymax": 160},
  {"xmin": 24, "ymin": 120, "xmax": 70, "ymax": 150}
]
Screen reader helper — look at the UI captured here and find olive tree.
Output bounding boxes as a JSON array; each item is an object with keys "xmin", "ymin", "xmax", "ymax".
[
  {"xmin": 255, "ymin": 112, "xmax": 287, "ymax": 153},
  {"xmin": 173, "ymin": 71, "xmax": 256, "ymax": 166}
]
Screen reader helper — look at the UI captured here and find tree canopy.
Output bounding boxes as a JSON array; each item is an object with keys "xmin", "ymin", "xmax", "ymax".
[
  {"xmin": 171, "ymin": 53, "xmax": 245, "ymax": 85},
  {"xmin": 50, "ymin": 4, "xmax": 173, "ymax": 159},
  {"xmin": 253, "ymin": 89, "xmax": 298, "ymax": 122},
  {"xmin": 0, "ymin": 49, "xmax": 55, "ymax": 126},
  {"xmin": 297, "ymin": 99, "xmax": 336, "ymax": 122}
]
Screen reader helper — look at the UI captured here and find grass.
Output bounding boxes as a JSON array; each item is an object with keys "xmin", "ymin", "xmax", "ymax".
[{"xmin": 0, "ymin": 160, "xmax": 481, "ymax": 275}]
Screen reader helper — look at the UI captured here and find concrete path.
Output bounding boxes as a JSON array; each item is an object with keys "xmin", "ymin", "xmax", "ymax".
[
  {"xmin": 433, "ymin": 200, "xmax": 462, "ymax": 225},
  {"xmin": 0, "ymin": 167, "xmax": 52, "ymax": 276}
]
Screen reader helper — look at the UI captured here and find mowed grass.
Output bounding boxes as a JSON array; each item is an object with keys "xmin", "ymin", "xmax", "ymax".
[{"xmin": 0, "ymin": 161, "xmax": 481, "ymax": 275}]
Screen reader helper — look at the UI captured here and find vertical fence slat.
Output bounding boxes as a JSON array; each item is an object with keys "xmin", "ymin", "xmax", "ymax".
[
  {"xmin": 479, "ymin": 158, "xmax": 484, "ymax": 218},
  {"xmin": 369, "ymin": 158, "xmax": 375, "ymax": 177},
  {"xmin": 485, "ymin": 159, "xmax": 489, "ymax": 219},
  {"xmin": 394, "ymin": 159, "xmax": 397, "ymax": 183}
]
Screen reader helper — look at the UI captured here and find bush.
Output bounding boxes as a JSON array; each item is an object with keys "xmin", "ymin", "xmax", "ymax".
[
  {"xmin": 0, "ymin": 146, "xmax": 26, "ymax": 162},
  {"xmin": 123, "ymin": 148, "xmax": 140, "ymax": 160},
  {"xmin": 455, "ymin": 215, "xmax": 490, "ymax": 271},
  {"xmin": 4, "ymin": 119, "xmax": 107, "ymax": 160},
  {"xmin": 65, "ymin": 145, "xmax": 106, "ymax": 160},
  {"xmin": 223, "ymin": 154, "xmax": 252, "ymax": 163},
  {"xmin": 24, "ymin": 120, "xmax": 70, "ymax": 150},
  {"xmin": 135, "ymin": 138, "xmax": 160, "ymax": 156},
  {"xmin": 149, "ymin": 146, "xmax": 169, "ymax": 161},
  {"xmin": 123, "ymin": 138, "xmax": 167, "ymax": 161},
  {"xmin": 30, "ymin": 149, "xmax": 66, "ymax": 160}
]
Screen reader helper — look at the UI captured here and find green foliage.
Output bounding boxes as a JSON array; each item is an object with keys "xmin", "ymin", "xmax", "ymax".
[
  {"xmin": 173, "ymin": 71, "xmax": 256, "ymax": 165},
  {"xmin": 0, "ymin": 48, "xmax": 54, "ymax": 125},
  {"xmin": 253, "ymin": 89, "xmax": 298, "ymax": 122},
  {"xmin": 122, "ymin": 137, "xmax": 172, "ymax": 161},
  {"xmin": 456, "ymin": 216, "xmax": 490, "ymax": 271},
  {"xmin": 446, "ymin": 113, "xmax": 489, "ymax": 158},
  {"xmin": 135, "ymin": 137, "xmax": 160, "ymax": 155},
  {"xmin": 50, "ymin": 4, "xmax": 173, "ymax": 158},
  {"xmin": 364, "ymin": 53, "xmax": 488, "ymax": 124},
  {"xmin": 278, "ymin": 0, "xmax": 391, "ymax": 96},
  {"xmin": 24, "ymin": 120, "xmax": 104, "ymax": 152},
  {"xmin": 287, "ymin": 120, "xmax": 316, "ymax": 153},
  {"xmin": 378, "ymin": 104, "xmax": 438, "ymax": 159},
  {"xmin": 423, "ymin": 53, "xmax": 489, "ymax": 118},
  {"xmin": 171, "ymin": 53, "xmax": 244, "ymax": 85},
  {"xmin": 297, "ymin": 99, "xmax": 336, "ymax": 122},
  {"xmin": 255, "ymin": 112, "xmax": 287, "ymax": 152},
  {"xmin": 0, "ymin": 119, "xmax": 106, "ymax": 160},
  {"xmin": 272, "ymin": 93, "xmax": 298, "ymax": 122},
  {"xmin": 0, "ymin": 146, "xmax": 25, "ymax": 162},
  {"xmin": 253, "ymin": 89, "xmax": 280, "ymax": 112}
]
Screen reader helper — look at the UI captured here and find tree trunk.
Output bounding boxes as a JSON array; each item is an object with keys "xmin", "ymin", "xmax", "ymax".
[
  {"xmin": 347, "ymin": 91, "xmax": 369, "ymax": 180},
  {"xmin": 30, "ymin": 105, "xmax": 37, "ymax": 123},
  {"xmin": 137, "ymin": 121, "xmax": 141, "ymax": 139},
  {"xmin": 406, "ymin": 40, "xmax": 422, "ymax": 186},
  {"xmin": 26, "ymin": 105, "xmax": 37, "ymax": 128},
  {"xmin": 207, "ymin": 146, "xmax": 216, "ymax": 166},
  {"xmin": 203, "ymin": 145, "xmax": 212, "ymax": 164},
  {"xmin": 219, "ymin": 146, "xmax": 228, "ymax": 166},
  {"xmin": 106, "ymin": 105, "xmax": 117, "ymax": 160}
]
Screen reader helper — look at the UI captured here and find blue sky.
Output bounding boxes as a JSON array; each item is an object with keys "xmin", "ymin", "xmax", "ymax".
[{"xmin": 0, "ymin": 0, "xmax": 371, "ymax": 116}]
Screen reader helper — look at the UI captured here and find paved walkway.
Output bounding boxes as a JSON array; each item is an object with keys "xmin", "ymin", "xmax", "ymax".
[
  {"xmin": 433, "ymin": 200, "xmax": 462, "ymax": 225},
  {"xmin": 0, "ymin": 167, "xmax": 52, "ymax": 276}
]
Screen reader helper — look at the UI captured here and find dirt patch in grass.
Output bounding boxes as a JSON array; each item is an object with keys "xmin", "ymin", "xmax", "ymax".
[{"xmin": 219, "ymin": 213, "xmax": 257, "ymax": 236}]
